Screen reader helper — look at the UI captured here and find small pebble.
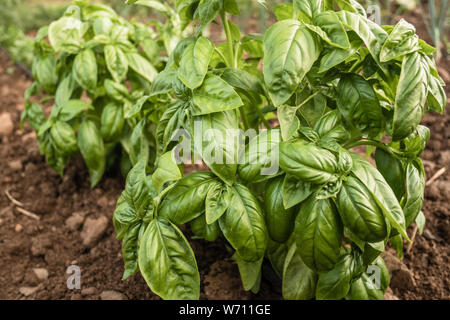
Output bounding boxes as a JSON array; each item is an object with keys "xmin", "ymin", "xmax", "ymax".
[
  {"xmin": 33, "ymin": 268, "xmax": 49, "ymax": 281},
  {"xmin": 15, "ymin": 224, "xmax": 23, "ymax": 232}
]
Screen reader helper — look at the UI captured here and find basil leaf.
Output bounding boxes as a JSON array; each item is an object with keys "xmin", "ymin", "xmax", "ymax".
[
  {"xmin": 205, "ymin": 181, "xmax": 230, "ymax": 224},
  {"xmin": 315, "ymin": 250, "xmax": 361, "ymax": 300},
  {"xmin": 152, "ymin": 150, "xmax": 183, "ymax": 193},
  {"xmin": 57, "ymin": 99, "xmax": 94, "ymax": 122},
  {"xmin": 50, "ymin": 121, "xmax": 78, "ymax": 155},
  {"xmin": 263, "ymin": 20, "xmax": 321, "ymax": 106},
  {"xmin": 73, "ymin": 49, "xmax": 98, "ymax": 92},
  {"xmin": 127, "ymin": 52, "xmax": 157, "ymax": 83},
  {"xmin": 403, "ymin": 159, "xmax": 425, "ymax": 227},
  {"xmin": 296, "ymin": 195, "xmax": 343, "ymax": 272},
  {"xmin": 105, "ymin": 45, "xmax": 128, "ymax": 83},
  {"xmin": 197, "ymin": 0, "xmax": 220, "ymax": 30},
  {"xmin": 191, "ymin": 214, "xmax": 220, "ymax": 242},
  {"xmin": 374, "ymin": 148, "xmax": 405, "ymax": 200},
  {"xmin": 193, "ymin": 110, "xmax": 238, "ymax": 185},
  {"xmin": 336, "ymin": 175, "xmax": 388, "ymax": 242},
  {"xmin": 337, "ymin": 73, "xmax": 384, "ymax": 138},
  {"xmin": 308, "ymin": 11, "xmax": 350, "ymax": 49},
  {"xmin": 77, "ymin": 120, "xmax": 106, "ymax": 187},
  {"xmin": 351, "ymin": 155, "xmax": 408, "ymax": 240},
  {"xmin": 427, "ymin": 74, "xmax": 446, "ymax": 114},
  {"xmin": 150, "ymin": 68, "xmax": 177, "ymax": 97},
  {"xmin": 279, "ymin": 140, "xmax": 339, "ymax": 185},
  {"xmin": 219, "ymin": 183, "xmax": 267, "ymax": 261},
  {"xmin": 392, "ymin": 52, "xmax": 428, "ymax": 141},
  {"xmin": 278, "ymin": 104, "xmax": 300, "ymax": 141},
  {"xmin": 282, "ymin": 174, "xmax": 315, "ymax": 209},
  {"xmin": 265, "ymin": 176, "xmax": 296, "ymax": 243},
  {"xmin": 139, "ymin": 218, "xmax": 200, "ymax": 300},
  {"xmin": 238, "ymin": 129, "xmax": 281, "ymax": 183},
  {"xmin": 293, "ymin": 0, "xmax": 321, "ymax": 22},
  {"xmin": 233, "ymin": 253, "xmax": 263, "ymax": 291},
  {"xmin": 159, "ymin": 172, "xmax": 217, "ymax": 225},
  {"xmin": 101, "ymin": 102, "xmax": 125, "ymax": 142},
  {"xmin": 267, "ymin": 238, "xmax": 290, "ymax": 278},
  {"xmin": 380, "ymin": 19, "xmax": 420, "ymax": 62},
  {"xmin": 191, "ymin": 75, "xmax": 243, "ymax": 115},
  {"xmin": 178, "ymin": 36, "xmax": 214, "ymax": 89},
  {"xmin": 282, "ymin": 242, "xmax": 317, "ymax": 300},
  {"xmin": 346, "ymin": 273, "xmax": 384, "ymax": 300}
]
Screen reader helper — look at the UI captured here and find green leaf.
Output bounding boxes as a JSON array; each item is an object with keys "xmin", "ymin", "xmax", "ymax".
[
  {"xmin": 351, "ymin": 155, "xmax": 408, "ymax": 240},
  {"xmin": 427, "ymin": 74, "xmax": 446, "ymax": 114},
  {"xmin": 392, "ymin": 53, "xmax": 429, "ymax": 141},
  {"xmin": 191, "ymin": 214, "xmax": 220, "ymax": 242},
  {"xmin": 403, "ymin": 160, "xmax": 425, "ymax": 227},
  {"xmin": 346, "ymin": 273, "xmax": 384, "ymax": 300},
  {"xmin": 274, "ymin": 3, "xmax": 294, "ymax": 21},
  {"xmin": 318, "ymin": 34, "xmax": 362, "ymax": 73},
  {"xmin": 415, "ymin": 211, "xmax": 426, "ymax": 235},
  {"xmin": 315, "ymin": 250, "xmax": 360, "ymax": 300},
  {"xmin": 125, "ymin": 95, "xmax": 150, "ymax": 119},
  {"xmin": 48, "ymin": 15, "xmax": 83, "ymax": 53},
  {"xmin": 293, "ymin": 0, "xmax": 321, "ymax": 22},
  {"xmin": 105, "ymin": 45, "xmax": 129, "ymax": 83},
  {"xmin": 278, "ymin": 105, "xmax": 300, "ymax": 141},
  {"xmin": 57, "ymin": 99, "xmax": 94, "ymax": 122},
  {"xmin": 309, "ymin": 11, "xmax": 350, "ymax": 49},
  {"xmin": 55, "ymin": 75, "xmax": 77, "ymax": 107},
  {"xmin": 205, "ymin": 182, "xmax": 230, "ymax": 224},
  {"xmin": 282, "ymin": 242, "xmax": 317, "ymax": 300},
  {"xmin": 50, "ymin": 121, "xmax": 78, "ymax": 155},
  {"xmin": 337, "ymin": 73, "xmax": 384, "ymax": 138},
  {"xmin": 336, "ymin": 175, "xmax": 388, "ymax": 242},
  {"xmin": 73, "ymin": 49, "xmax": 98, "ymax": 92},
  {"xmin": 238, "ymin": 129, "xmax": 281, "ymax": 183},
  {"xmin": 219, "ymin": 183, "xmax": 267, "ymax": 261},
  {"xmin": 197, "ymin": 0, "xmax": 220, "ymax": 30},
  {"xmin": 193, "ymin": 110, "xmax": 238, "ymax": 185},
  {"xmin": 104, "ymin": 79, "xmax": 130, "ymax": 101},
  {"xmin": 263, "ymin": 20, "xmax": 321, "ymax": 106},
  {"xmin": 295, "ymin": 196, "xmax": 342, "ymax": 272},
  {"xmin": 266, "ymin": 238, "xmax": 290, "ymax": 278},
  {"xmin": 233, "ymin": 253, "xmax": 263, "ymax": 291},
  {"xmin": 152, "ymin": 150, "xmax": 183, "ymax": 193},
  {"xmin": 77, "ymin": 120, "xmax": 106, "ymax": 187},
  {"xmin": 279, "ymin": 140, "xmax": 338, "ymax": 185},
  {"xmin": 139, "ymin": 218, "xmax": 200, "ymax": 300},
  {"xmin": 380, "ymin": 19, "xmax": 420, "ymax": 62},
  {"xmin": 127, "ymin": 52, "xmax": 158, "ymax": 83},
  {"xmin": 101, "ymin": 102, "xmax": 125, "ymax": 142},
  {"xmin": 159, "ymin": 172, "xmax": 217, "ymax": 224},
  {"xmin": 221, "ymin": 68, "xmax": 264, "ymax": 95},
  {"xmin": 374, "ymin": 149, "xmax": 405, "ymax": 200},
  {"xmin": 178, "ymin": 36, "xmax": 214, "ymax": 89},
  {"xmin": 336, "ymin": 10, "xmax": 387, "ymax": 66},
  {"xmin": 121, "ymin": 221, "xmax": 145, "ymax": 280},
  {"xmin": 191, "ymin": 74, "xmax": 243, "ymax": 115},
  {"xmin": 314, "ymin": 110, "xmax": 350, "ymax": 143},
  {"xmin": 35, "ymin": 54, "xmax": 58, "ymax": 93},
  {"xmin": 150, "ymin": 68, "xmax": 177, "ymax": 97},
  {"xmin": 282, "ymin": 174, "xmax": 315, "ymax": 209},
  {"xmin": 265, "ymin": 176, "xmax": 296, "ymax": 243}
]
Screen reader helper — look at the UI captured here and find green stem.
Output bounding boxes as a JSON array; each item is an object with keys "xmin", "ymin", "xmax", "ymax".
[
  {"xmin": 345, "ymin": 139, "xmax": 403, "ymax": 158},
  {"xmin": 255, "ymin": 105, "xmax": 271, "ymax": 129},
  {"xmin": 221, "ymin": 11, "xmax": 236, "ymax": 68},
  {"xmin": 239, "ymin": 107, "xmax": 250, "ymax": 131}
]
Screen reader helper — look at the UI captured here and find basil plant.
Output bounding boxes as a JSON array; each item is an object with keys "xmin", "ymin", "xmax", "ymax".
[
  {"xmin": 113, "ymin": 0, "xmax": 446, "ymax": 300},
  {"xmin": 20, "ymin": 0, "xmax": 184, "ymax": 186}
]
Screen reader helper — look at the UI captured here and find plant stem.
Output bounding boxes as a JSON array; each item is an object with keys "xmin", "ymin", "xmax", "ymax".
[
  {"xmin": 221, "ymin": 11, "xmax": 236, "ymax": 68},
  {"xmin": 345, "ymin": 139, "xmax": 403, "ymax": 158},
  {"xmin": 254, "ymin": 105, "xmax": 271, "ymax": 129}
]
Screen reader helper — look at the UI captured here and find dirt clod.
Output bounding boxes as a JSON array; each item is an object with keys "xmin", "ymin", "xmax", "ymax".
[
  {"xmin": 80, "ymin": 216, "xmax": 109, "ymax": 248},
  {"xmin": 65, "ymin": 213, "xmax": 85, "ymax": 231},
  {"xmin": 0, "ymin": 112, "xmax": 14, "ymax": 136},
  {"xmin": 100, "ymin": 290, "xmax": 127, "ymax": 300}
]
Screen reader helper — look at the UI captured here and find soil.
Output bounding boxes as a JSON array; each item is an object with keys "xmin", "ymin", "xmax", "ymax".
[{"xmin": 0, "ymin": 8, "xmax": 449, "ymax": 300}]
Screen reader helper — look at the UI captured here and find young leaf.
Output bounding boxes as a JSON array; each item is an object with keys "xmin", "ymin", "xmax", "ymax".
[
  {"xmin": 127, "ymin": 52, "xmax": 158, "ymax": 83},
  {"xmin": 191, "ymin": 75, "xmax": 243, "ymax": 115},
  {"xmin": 374, "ymin": 149, "xmax": 405, "ymax": 200},
  {"xmin": 403, "ymin": 160, "xmax": 425, "ymax": 227},
  {"xmin": 279, "ymin": 140, "xmax": 339, "ymax": 185},
  {"xmin": 152, "ymin": 150, "xmax": 183, "ymax": 193},
  {"xmin": 379, "ymin": 19, "xmax": 420, "ymax": 62},
  {"xmin": 346, "ymin": 273, "xmax": 384, "ymax": 300},
  {"xmin": 101, "ymin": 102, "xmax": 125, "ymax": 142},
  {"xmin": 73, "ymin": 49, "xmax": 98, "ymax": 91},
  {"xmin": 282, "ymin": 174, "xmax": 315, "ymax": 209},
  {"xmin": 392, "ymin": 52, "xmax": 429, "ymax": 141},
  {"xmin": 178, "ymin": 36, "xmax": 214, "ymax": 89},
  {"xmin": 233, "ymin": 253, "xmax": 263, "ymax": 291},
  {"xmin": 263, "ymin": 20, "xmax": 321, "ymax": 106},
  {"xmin": 105, "ymin": 45, "xmax": 129, "ymax": 83},
  {"xmin": 158, "ymin": 172, "xmax": 217, "ymax": 224},
  {"xmin": 139, "ymin": 218, "xmax": 200, "ymax": 300},
  {"xmin": 77, "ymin": 120, "xmax": 106, "ymax": 187},
  {"xmin": 205, "ymin": 182, "xmax": 230, "ymax": 224},
  {"xmin": 191, "ymin": 214, "xmax": 220, "ymax": 242}
]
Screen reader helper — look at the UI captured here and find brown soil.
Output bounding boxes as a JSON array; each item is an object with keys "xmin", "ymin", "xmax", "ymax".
[{"xmin": 0, "ymin": 8, "xmax": 449, "ymax": 300}]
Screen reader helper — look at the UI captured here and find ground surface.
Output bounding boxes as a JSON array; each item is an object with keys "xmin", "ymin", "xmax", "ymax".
[{"xmin": 0, "ymin": 8, "xmax": 449, "ymax": 300}]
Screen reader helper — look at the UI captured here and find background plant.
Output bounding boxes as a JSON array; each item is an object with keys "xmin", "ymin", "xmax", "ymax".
[{"xmin": 21, "ymin": 0, "xmax": 184, "ymax": 186}]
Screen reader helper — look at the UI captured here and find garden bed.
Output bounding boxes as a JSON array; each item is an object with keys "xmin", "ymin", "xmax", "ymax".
[{"xmin": 0, "ymin": 7, "xmax": 449, "ymax": 299}]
